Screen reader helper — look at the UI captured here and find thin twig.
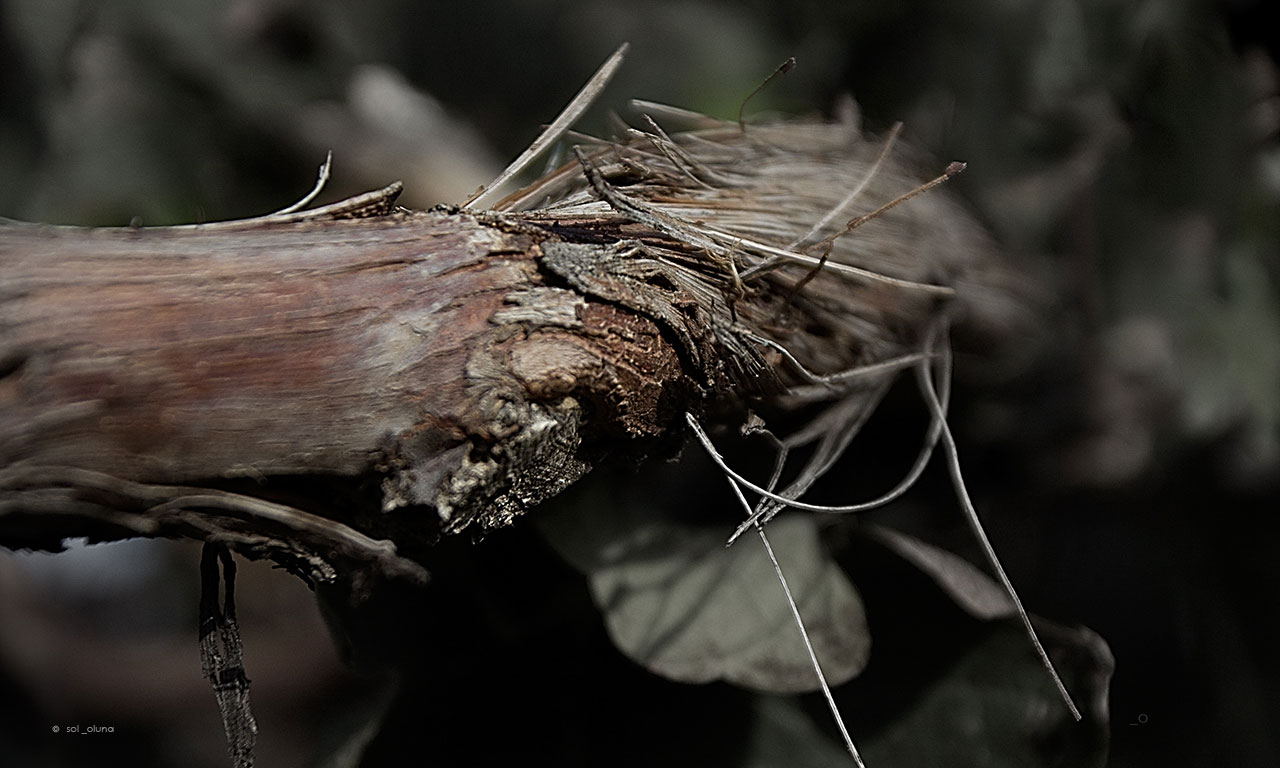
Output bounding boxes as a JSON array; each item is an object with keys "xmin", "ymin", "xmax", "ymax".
[
  {"xmin": 741, "ymin": 330, "xmax": 927, "ymax": 388},
  {"xmin": 687, "ymin": 412, "xmax": 915, "ymax": 515},
  {"xmin": 575, "ymin": 147, "xmax": 953, "ymax": 296},
  {"xmin": 820, "ymin": 161, "xmax": 967, "ymax": 252},
  {"xmin": 464, "ymin": 43, "xmax": 629, "ymax": 209},
  {"xmin": 574, "ymin": 145, "xmax": 732, "ymax": 259},
  {"xmin": 0, "ymin": 464, "xmax": 428, "ymax": 584},
  {"xmin": 683, "ymin": 339, "xmax": 948, "ymax": 532},
  {"xmin": 637, "ymin": 116, "xmax": 723, "ymax": 187},
  {"xmin": 270, "ymin": 151, "xmax": 333, "ymax": 216},
  {"xmin": 739, "ymin": 158, "xmax": 963, "ymax": 286},
  {"xmin": 773, "ymin": 123, "xmax": 905, "ymax": 312},
  {"xmin": 721, "ymin": 334, "xmax": 947, "ymax": 547},
  {"xmin": 730, "ymin": 384, "xmax": 892, "ymax": 544},
  {"xmin": 738, "ymin": 57, "xmax": 797, "ymax": 131},
  {"xmin": 171, "ymin": 181, "xmax": 403, "ymax": 231},
  {"xmin": 629, "ymin": 99, "xmax": 728, "ymax": 128},
  {"xmin": 722, "ymin": 471, "xmax": 865, "ymax": 767},
  {"xmin": 744, "ymin": 322, "xmax": 952, "ymax": 537},
  {"xmin": 915, "ymin": 327, "xmax": 1083, "ymax": 721},
  {"xmin": 789, "ymin": 122, "xmax": 903, "ymax": 249},
  {"xmin": 700, "ymin": 220, "xmax": 955, "ymax": 294}
]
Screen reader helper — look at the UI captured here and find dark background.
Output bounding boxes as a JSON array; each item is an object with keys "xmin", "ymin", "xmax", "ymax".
[{"xmin": 1, "ymin": 1, "xmax": 1277, "ymax": 766}]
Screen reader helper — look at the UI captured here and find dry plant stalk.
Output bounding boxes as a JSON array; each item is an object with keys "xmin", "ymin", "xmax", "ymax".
[
  {"xmin": 0, "ymin": 46, "xmax": 1077, "ymax": 763},
  {"xmin": 0, "ymin": 106, "xmax": 1017, "ymax": 585}
]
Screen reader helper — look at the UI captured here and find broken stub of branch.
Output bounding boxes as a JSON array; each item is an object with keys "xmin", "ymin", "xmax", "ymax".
[{"xmin": 0, "ymin": 96, "xmax": 1023, "ymax": 598}]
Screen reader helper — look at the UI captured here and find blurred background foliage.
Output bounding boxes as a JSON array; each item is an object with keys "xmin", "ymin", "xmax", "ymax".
[{"xmin": 1, "ymin": 1, "xmax": 1277, "ymax": 766}]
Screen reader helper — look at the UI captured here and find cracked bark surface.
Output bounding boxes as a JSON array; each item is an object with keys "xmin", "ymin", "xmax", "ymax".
[{"xmin": 0, "ymin": 117, "xmax": 1018, "ymax": 589}]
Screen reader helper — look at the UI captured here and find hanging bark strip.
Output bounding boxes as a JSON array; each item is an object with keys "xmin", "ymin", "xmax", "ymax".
[
  {"xmin": 200, "ymin": 542, "xmax": 258, "ymax": 768},
  {"xmin": 0, "ymin": 111, "xmax": 1021, "ymax": 583}
]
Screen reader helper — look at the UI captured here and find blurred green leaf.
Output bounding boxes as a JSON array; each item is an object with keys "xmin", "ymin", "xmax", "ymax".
[{"xmin": 539, "ymin": 490, "xmax": 869, "ymax": 693}]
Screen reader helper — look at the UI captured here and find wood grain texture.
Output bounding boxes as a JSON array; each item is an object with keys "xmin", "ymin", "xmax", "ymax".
[{"xmin": 0, "ymin": 116, "xmax": 1022, "ymax": 586}]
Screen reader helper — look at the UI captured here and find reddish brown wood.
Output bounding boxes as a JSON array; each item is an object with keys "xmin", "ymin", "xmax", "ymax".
[
  {"xmin": 1, "ymin": 212, "xmax": 532, "ymax": 480},
  {"xmin": 0, "ymin": 119, "xmax": 1019, "ymax": 585},
  {"xmin": 0, "ymin": 205, "xmax": 709, "ymax": 582}
]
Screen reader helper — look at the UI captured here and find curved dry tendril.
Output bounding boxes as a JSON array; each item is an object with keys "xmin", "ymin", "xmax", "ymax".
[
  {"xmin": 737, "ymin": 56, "xmax": 797, "ymax": 132},
  {"xmin": 915, "ymin": 331, "xmax": 1083, "ymax": 722},
  {"xmin": 739, "ymin": 328, "xmax": 928, "ymax": 388},
  {"xmin": 688, "ymin": 325, "xmax": 1083, "ymax": 723},
  {"xmin": 722, "ymin": 329, "xmax": 952, "ymax": 544},
  {"xmin": 684, "ymin": 384, "xmax": 945, "ymax": 525},
  {"xmin": 269, "ymin": 151, "xmax": 332, "ymax": 216}
]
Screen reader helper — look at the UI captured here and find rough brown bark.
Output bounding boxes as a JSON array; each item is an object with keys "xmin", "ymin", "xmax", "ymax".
[{"xmin": 0, "ymin": 116, "xmax": 1019, "ymax": 588}]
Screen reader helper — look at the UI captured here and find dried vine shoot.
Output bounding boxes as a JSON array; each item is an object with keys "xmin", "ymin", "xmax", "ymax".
[{"xmin": 0, "ymin": 45, "xmax": 1071, "ymax": 765}]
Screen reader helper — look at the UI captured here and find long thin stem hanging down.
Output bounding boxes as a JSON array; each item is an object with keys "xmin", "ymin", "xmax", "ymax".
[
  {"xmin": 914, "ymin": 329, "xmax": 1083, "ymax": 722},
  {"xmin": 687, "ymin": 322, "xmax": 1083, "ymax": 723},
  {"xmin": 722, "ymin": 438, "xmax": 866, "ymax": 767}
]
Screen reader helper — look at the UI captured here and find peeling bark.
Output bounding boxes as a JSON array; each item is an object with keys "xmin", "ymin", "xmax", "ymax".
[{"xmin": 0, "ymin": 116, "xmax": 1021, "ymax": 587}]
